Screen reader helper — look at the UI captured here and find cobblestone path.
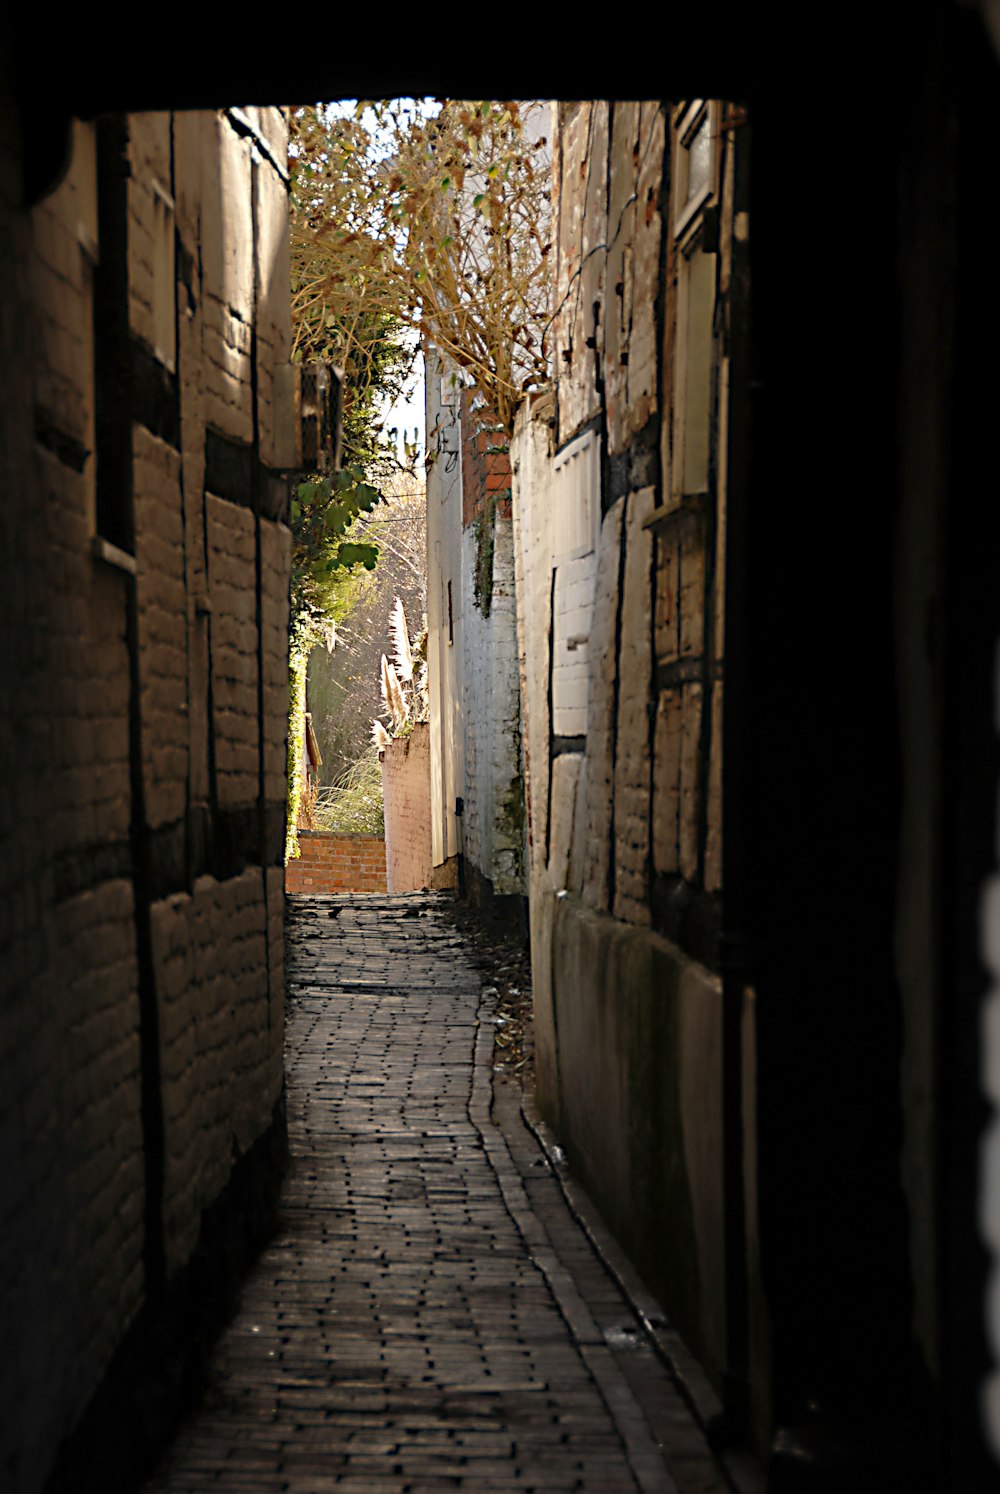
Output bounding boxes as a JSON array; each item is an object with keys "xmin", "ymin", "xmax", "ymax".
[{"xmin": 142, "ymin": 894, "xmax": 739, "ymax": 1494}]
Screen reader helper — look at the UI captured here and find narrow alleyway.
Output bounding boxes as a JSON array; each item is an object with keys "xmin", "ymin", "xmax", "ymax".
[{"xmin": 141, "ymin": 894, "xmax": 746, "ymax": 1494}]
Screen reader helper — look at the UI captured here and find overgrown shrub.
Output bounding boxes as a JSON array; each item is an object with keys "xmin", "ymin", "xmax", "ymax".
[{"xmin": 313, "ymin": 752, "xmax": 385, "ymax": 836}]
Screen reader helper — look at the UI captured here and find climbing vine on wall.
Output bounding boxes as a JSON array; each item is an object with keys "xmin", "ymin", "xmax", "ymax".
[
  {"xmin": 286, "ymin": 626, "xmax": 311, "ymax": 862},
  {"xmin": 285, "ymin": 506, "xmax": 380, "ymax": 863}
]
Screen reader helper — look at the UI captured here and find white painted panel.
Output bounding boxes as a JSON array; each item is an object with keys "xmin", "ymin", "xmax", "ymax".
[{"xmin": 551, "ymin": 430, "xmax": 601, "ymax": 738}]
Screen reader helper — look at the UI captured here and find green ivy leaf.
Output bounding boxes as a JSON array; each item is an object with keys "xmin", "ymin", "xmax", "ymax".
[{"xmin": 335, "ymin": 541, "xmax": 380, "ymax": 570}]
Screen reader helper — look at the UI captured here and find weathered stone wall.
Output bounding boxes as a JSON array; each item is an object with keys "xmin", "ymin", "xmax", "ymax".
[
  {"xmin": 512, "ymin": 100, "xmax": 744, "ymax": 1406},
  {"xmin": 285, "ymin": 832, "xmax": 387, "ymax": 894},
  {"xmin": 381, "ymin": 725, "xmax": 433, "ymax": 893},
  {"xmin": 0, "ymin": 94, "xmax": 292, "ymax": 1494}
]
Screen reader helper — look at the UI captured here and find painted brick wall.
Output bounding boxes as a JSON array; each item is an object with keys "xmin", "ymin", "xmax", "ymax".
[
  {"xmin": 0, "ymin": 98, "xmax": 293, "ymax": 1494},
  {"xmin": 458, "ymin": 519, "xmax": 523, "ymax": 897},
  {"xmin": 285, "ymin": 833, "xmax": 387, "ymax": 894},
  {"xmin": 381, "ymin": 725, "xmax": 432, "ymax": 893},
  {"xmin": 425, "ymin": 364, "xmax": 524, "ymax": 910}
]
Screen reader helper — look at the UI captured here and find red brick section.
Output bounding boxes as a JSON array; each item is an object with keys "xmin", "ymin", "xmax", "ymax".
[
  {"xmin": 461, "ymin": 390, "xmax": 511, "ymax": 528},
  {"xmin": 284, "ymin": 833, "xmax": 387, "ymax": 894}
]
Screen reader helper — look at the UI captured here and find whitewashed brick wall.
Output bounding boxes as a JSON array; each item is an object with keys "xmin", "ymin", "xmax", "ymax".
[
  {"xmin": 459, "ymin": 519, "xmax": 523, "ymax": 895},
  {"xmin": 426, "ymin": 358, "xmax": 523, "ymax": 899}
]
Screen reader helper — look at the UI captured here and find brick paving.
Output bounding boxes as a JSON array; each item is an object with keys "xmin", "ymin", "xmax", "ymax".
[{"xmin": 142, "ymin": 893, "xmax": 736, "ymax": 1494}]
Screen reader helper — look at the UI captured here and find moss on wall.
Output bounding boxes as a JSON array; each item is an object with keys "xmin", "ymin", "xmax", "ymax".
[
  {"xmin": 472, "ymin": 491, "xmax": 497, "ymax": 616},
  {"xmin": 500, "ymin": 772, "xmax": 526, "ymax": 881}
]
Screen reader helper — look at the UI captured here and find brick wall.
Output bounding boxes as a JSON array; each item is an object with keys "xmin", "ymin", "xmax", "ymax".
[
  {"xmin": 285, "ymin": 833, "xmax": 387, "ymax": 894},
  {"xmin": 509, "ymin": 100, "xmax": 739, "ymax": 1405},
  {"xmin": 459, "ymin": 518, "xmax": 524, "ymax": 898},
  {"xmin": 0, "ymin": 99, "xmax": 293, "ymax": 1494},
  {"xmin": 425, "ymin": 366, "xmax": 524, "ymax": 912},
  {"xmin": 461, "ymin": 389, "xmax": 511, "ymax": 526},
  {"xmin": 381, "ymin": 725, "xmax": 432, "ymax": 893}
]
